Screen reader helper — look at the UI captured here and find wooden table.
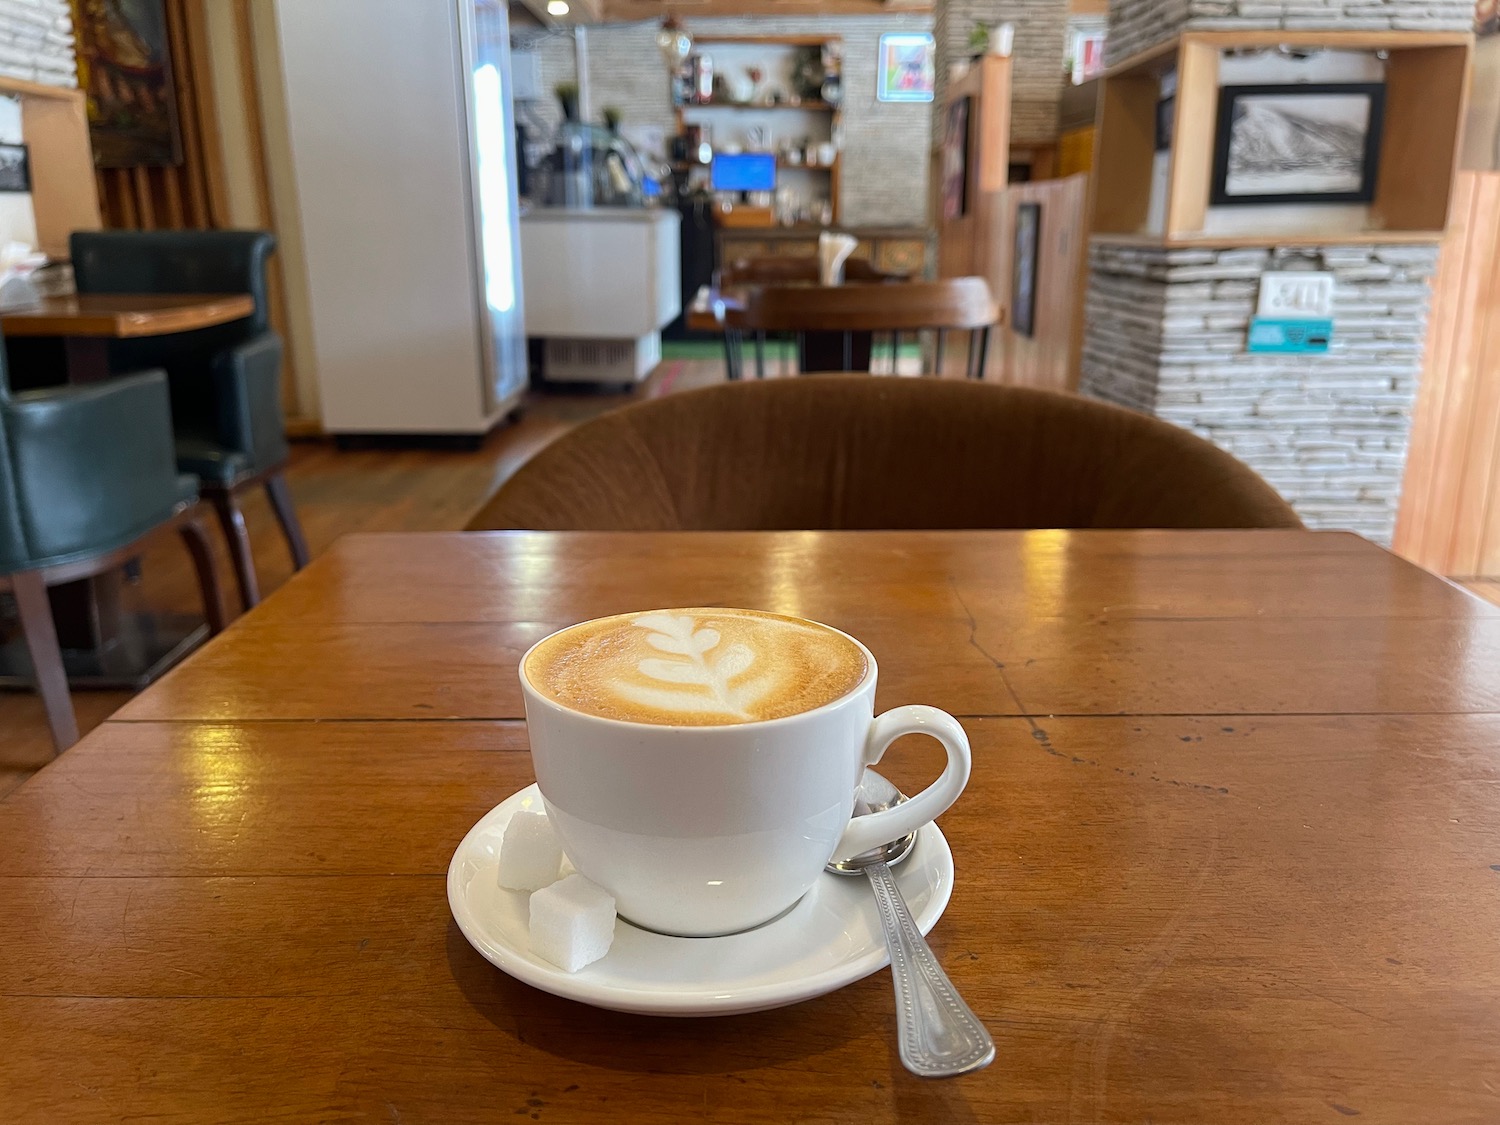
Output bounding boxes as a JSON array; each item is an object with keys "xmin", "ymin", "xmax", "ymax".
[
  {"xmin": 0, "ymin": 292, "xmax": 255, "ymax": 690},
  {"xmin": 5, "ymin": 529, "xmax": 1500, "ymax": 1123},
  {"xmin": 1, "ymin": 292, "xmax": 255, "ymax": 385},
  {"xmin": 687, "ymin": 282, "xmax": 743, "ymax": 333}
]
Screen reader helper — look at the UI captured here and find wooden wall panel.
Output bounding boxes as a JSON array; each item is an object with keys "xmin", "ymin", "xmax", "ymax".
[
  {"xmin": 93, "ymin": 0, "xmax": 225, "ymax": 231},
  {"xmin": 1393, "ymin": 172, "xmax": 1500, "ymax": 578},
  {"xmin": 936, "ymin": 55, "xmax": 1011, "ymax": 306},
  {"xmin": 88, "ymin": 0, "xmax": 301, "ymax": 418},
  {"xmin": 12, "ymin": 80, "xmax": 101, "ymax": 258},
  {"xmin": 994, "ymin": 173, "xmax": 1089, "ymax": 393}
]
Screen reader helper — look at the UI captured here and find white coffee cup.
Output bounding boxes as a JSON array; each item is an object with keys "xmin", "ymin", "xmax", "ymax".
[{"xmin": 520, "ymin": 617, "xmax": 971, "ymax": 937}]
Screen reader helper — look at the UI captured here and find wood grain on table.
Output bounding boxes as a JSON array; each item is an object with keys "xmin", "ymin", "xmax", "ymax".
[
  {"xmin": 6, "ymin": 530, "xmax": 1500, "ymax": 1124},
  {"xmin": 0, "ymin": 292, "xmax": 254, "ymax": 337}
]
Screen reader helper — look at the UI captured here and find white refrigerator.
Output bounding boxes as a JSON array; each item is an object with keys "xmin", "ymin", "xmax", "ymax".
[{"xmin": 272, "ymin": 0, "xmax": 527, "ymax": 435}]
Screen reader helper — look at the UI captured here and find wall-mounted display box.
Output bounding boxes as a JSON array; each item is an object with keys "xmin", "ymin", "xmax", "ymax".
[{"xmin": 1090, "ymin": 31, "xmax": 1473, "ymax": 247}]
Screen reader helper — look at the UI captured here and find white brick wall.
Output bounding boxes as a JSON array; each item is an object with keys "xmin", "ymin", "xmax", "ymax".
[
  {"xmin": 0, "ymin": 0, "xmax": 73, "ymax": 86},
  {"xmin": 522, "ymin": 16, "xmax": 933, "ymax": 228},
  {"xmin": 934, "ymin": 0, "xmax": 1070, "ymax": 143},
  {"xmin": 1080, "ymin": 243, "xmax": 1436, "ymax": 542},
  {"xmin": 1108, "ymin": 0, "xmax": 1472, "ymax": 64}
]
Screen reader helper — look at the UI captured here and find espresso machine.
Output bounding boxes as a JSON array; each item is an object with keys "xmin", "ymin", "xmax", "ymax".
[{"xmin": 536, "ymin": 122, "xmax": 648, "ymax": 209}]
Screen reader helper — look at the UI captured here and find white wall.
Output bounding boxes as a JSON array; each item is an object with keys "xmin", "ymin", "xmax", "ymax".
[{"xmin": 267, "ymin": 0, "xmax": 495, "ymax": 434}]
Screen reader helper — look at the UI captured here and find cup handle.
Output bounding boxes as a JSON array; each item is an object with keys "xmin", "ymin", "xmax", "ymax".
[{"xmin": 832, "ymin": 705, "xmax": 971, "ymax": 861}]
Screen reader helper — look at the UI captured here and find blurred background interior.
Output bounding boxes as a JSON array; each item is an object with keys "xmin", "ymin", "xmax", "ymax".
[{"xmin": 0, "ymin": 0, "xmax": 1494, "ymax": 772}]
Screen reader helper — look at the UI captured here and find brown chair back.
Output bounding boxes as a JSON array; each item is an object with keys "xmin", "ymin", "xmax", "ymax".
[
  {"xmin": 466, "ymin": 377, "xmax": 1303, "ymax": 532},
  {"xmin": 718, "ymin": 255, "xmax": 903, "ymax": 286},
  {"xmin": 733, "ymin": 277, "xmax": 997, "ymax": 334}
]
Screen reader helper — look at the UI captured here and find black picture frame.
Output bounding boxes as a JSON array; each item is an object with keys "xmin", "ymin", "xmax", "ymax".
[
  {"xmin": 1156, "ymin": 94, "xmax": 1174, "ymax": 152},
  {"xmin": 1210, "ymin": 82, "xmax": 1384, "ymax": 206},
  {"xmin": 0, "ymin": 143, "xmax": 30, "ymax": 193},
  {"xmin": 941, "ymin": 96, "xmax": 971, "ymax": 220},
  {"xmin": 1011, "ymin": 202, "xmax": 1041, "ymax": 339}
]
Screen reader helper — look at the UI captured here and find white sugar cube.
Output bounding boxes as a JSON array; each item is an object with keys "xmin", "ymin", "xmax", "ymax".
[
  {"xmin": 529, "ymin": 874, "xmax": 616, "ymax": 972},
  {"xmin": 496, "ymin": 810, "xmax": 564, "ymax": 892}
]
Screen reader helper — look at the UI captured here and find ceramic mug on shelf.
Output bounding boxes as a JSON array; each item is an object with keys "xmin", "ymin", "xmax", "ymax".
[{"xmin": 520, "ymin": 608, "xmax": 972, "ymax": 937}]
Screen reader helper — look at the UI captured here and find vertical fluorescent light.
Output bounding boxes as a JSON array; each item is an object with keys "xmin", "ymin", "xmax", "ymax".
[{"xmin": 472, "ymin": 63, "xmax": 515, "ymax": 314}]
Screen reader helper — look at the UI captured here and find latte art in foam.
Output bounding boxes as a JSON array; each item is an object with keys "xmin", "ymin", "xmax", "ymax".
[{"xmin": 524, "ymin": 608, "xmax": 868, "ymax": 726}]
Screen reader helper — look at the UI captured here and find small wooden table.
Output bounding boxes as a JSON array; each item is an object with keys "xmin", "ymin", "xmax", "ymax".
[
  {"xmin": 4, "ymin": 529, "xmax": 1500, "ymax": 1122},
  {"xmin": 0, "ymin": 291, "xmax": 255, "ymax": 688},
  {"xmin": 1, "ymin": 292, "xmax": 255, "ymax": 384},
  {"xmin": 687, "ymin": 282, "xmax": 744, "ymax": 333}
]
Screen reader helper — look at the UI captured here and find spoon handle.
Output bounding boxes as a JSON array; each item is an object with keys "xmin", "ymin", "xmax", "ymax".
[{"xmin": 866, "ymin": 860, "xmax": 996, "ymax": 1079}]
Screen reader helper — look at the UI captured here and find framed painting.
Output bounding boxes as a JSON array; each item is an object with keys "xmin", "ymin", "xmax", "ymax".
[
  {"xmin": 71, "ymin": 0, "xmax": 183, "ymax": 167},
  {"xmin": 0, "ymin": 143, "xmax": 30, "ymax": 192},
  {"xmin": 941, "ymin": 96, "xmax": 970, "ymax": 221},
  {"xmin": 877, "ymin": 33, "xmax": 935, "ymax": 103},
  {"xmin": 1210, "ymin": 83, "xmax": 1385, "ymax": 206},
  {"xmin": 1011, "ymin": 202, "xmax": 1040, "ymax": 339},
  {"xmin": 1156, "ymin": 94, "xmax": 1174, "ymax": 152}
]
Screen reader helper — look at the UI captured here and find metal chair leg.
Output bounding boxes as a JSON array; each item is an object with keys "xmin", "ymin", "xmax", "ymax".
[
  {"xmin": 754, "ymin": 331, "xmax": 766, "ymax": 380},
  {"xmin": 178, "ymin": 515, "xmax": 229, "ymax": 634},
  {"xmin": 934, "ymin": 329, "xmax": 947, "ymax": 377},
  {"xmin": 11, "ymin": 569, "xmax": 78, "ymax": 753},
  {"xmin": 721, "ymin": 332, "xmax": 739, "ymax": 381},
  {"xmin": 974, "ymin": 326, "xmax": 992, "ymax": 381},
  {"xmin": 842, "ymin": 331, "xmax": 853, "ymax": 372},
  {"xmin": 208, "ymin": 489, "xmax": 261, "ymax": 612},
  {"xmin": 265, "ymin": 472, "xmax": 311, "ymax": 570}
]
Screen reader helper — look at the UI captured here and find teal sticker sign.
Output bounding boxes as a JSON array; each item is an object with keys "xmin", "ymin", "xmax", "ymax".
[{"xmin": 1247, "ymin": 317, "xmax": 1333, "ymax": 354}]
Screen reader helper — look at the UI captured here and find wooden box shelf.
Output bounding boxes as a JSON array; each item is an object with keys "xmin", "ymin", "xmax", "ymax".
[{"xmin": 1090, "ymin": 30, "xmax": 1473, "ymax": 247}]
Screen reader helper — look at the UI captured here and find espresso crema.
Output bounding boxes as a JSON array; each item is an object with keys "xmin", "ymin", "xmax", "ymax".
[{"xmin": 523, "ymin": 608, "xmax": 868, "ymax": 726}]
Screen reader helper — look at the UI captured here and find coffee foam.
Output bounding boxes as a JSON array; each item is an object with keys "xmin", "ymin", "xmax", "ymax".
[{"xmin": 524, "ymin": 608, "xmax": 869, "ymax": 726}]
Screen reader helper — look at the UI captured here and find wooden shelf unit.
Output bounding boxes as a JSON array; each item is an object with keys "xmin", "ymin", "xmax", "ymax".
[
  {"xmin": 672, "ymin": 33, "xmax": 843, "ymax": 223},
  {"xmin": 0, "ymin": 76, "xmax": 101, "ymax": 260},
  {"xmin": 1091, "ymin": 30, "xmax": 1473, "ymax": 247}
]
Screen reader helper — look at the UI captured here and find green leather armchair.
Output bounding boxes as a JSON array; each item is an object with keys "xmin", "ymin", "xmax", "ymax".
[
  {"xmin": 69, "ymin": 229, "xmax": 309, "ymax": 611},
  {"xmin": 0, "ymin": 365, "xmax": 226, "ymax": 754}
]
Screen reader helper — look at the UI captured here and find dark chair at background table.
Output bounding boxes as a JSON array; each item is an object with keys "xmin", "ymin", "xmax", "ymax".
[
  {"xmin": 717, "ymin": 256, "xmax": 904, "ymax": 379},
  {"xmin": 467, "ymin": 376, "xmax": 1303, "ymax": 532},
  {"xmin": 0, "ymin": 367, "xmax": 226, "ymax": 753},
  {"xmin": 70, "ymin": 230, "xmax": 308, "ymax": 611},
  {"xmin": 733, "ymin": 276, "xmax": 1000, "ymax": 380}
]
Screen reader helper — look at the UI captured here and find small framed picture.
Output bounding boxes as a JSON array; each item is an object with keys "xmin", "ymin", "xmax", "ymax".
[
  {"xmin": 0, "ymin": 142, "xmax": 30, "ymax": 193},
  {"xmin": 941, "ymin": 96, "xmax": 970, "ymax": 220},
  {"xmin": 1011, "ymin": 202, "xmax": 1041, "ymax": 339},
  {"xmin": 1210, "ymin": 83, "xmax": 1385, "ymax": 206},
  {"xmin": 1156, "ymin": 95, "xmax": 1174, "ymax": 152},
  {"xmin": 877, "ymin": 33, "xmax": 935, "ymax": 103}
]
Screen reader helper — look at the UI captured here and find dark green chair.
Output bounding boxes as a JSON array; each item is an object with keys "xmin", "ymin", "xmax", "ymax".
[
  {"xmin": 0, "ymin": 364, "xmax": 226, "ymax": 754},
  {"xmin": 69, "ymin": 229, "xmax": 309, "ymax": 611}
]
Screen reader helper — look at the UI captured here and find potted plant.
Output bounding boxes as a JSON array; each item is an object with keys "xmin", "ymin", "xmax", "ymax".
[
  {"xmin": 555, "ymin": 82, "xmax": 579, "ymax": 122},
  {"xmin": 602, "ymin": 105, "xmax": 622, "ymax": 134},
  {"xmin": 968, "ymin": 24, "xmax": 989, "ymax": 61}
]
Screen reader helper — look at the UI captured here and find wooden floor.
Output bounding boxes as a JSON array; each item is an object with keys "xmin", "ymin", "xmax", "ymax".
[
  {"xmin": 4, "ymin": 353, "xmax": 1499, "ymax": 796},
  {"xmin": 0, "ymin": 358, "xmax": 726, "ymax": 795}
]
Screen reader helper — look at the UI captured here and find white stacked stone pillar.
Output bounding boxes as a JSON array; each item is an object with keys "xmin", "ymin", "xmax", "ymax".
[
  {"xmin": 933, "ymin": 0, "xmax": 1071, "ymax": 143},
  {"xmin": 0, "ymin": 0, "xmax": 75, "ymax": 87},
  {"xmin": 1082, "ymin": 0, "xmax": 1467, "ymax": 543}
]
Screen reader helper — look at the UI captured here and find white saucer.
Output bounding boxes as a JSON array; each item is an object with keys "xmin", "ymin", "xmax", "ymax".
[{"xmin": 447, "ymin": 781, "xmax": 955, "ymax": 1016}]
